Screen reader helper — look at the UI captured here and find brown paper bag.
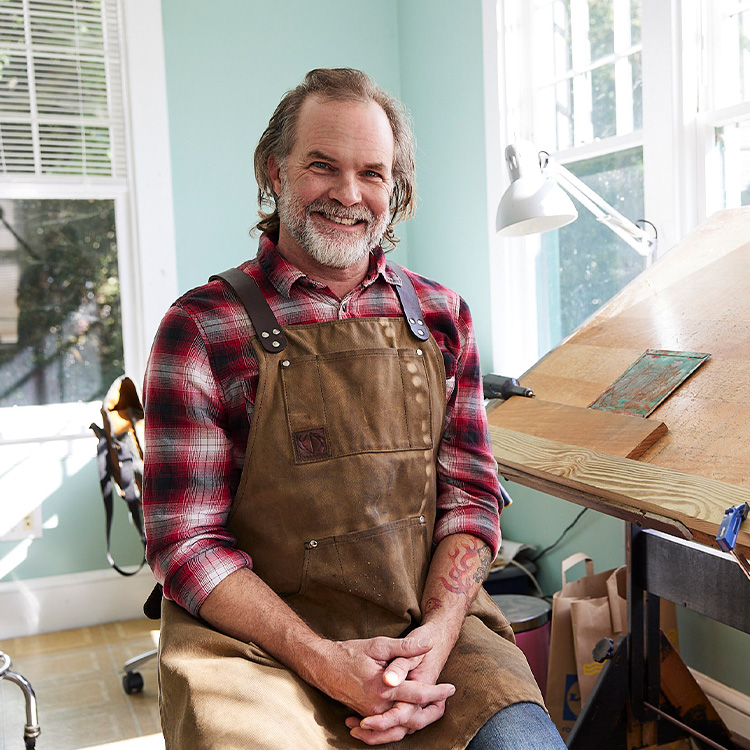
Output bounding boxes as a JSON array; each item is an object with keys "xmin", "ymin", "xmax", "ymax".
[
  {"xmin": 546, "ymin": 553, "xmax": 615, "ymax": 740},
  {"xmin": 570, "ymin": 566, "xmax": 627, "ymax": 706},
  {"xmin": 570, "ymin": 565, "xmax": 680, "ymax": 708}
]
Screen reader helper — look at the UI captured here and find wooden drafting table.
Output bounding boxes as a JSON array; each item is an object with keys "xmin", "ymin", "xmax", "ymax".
[{"xmin": 487, "ymin": 208, "xmax": 750, "ymax": 748}]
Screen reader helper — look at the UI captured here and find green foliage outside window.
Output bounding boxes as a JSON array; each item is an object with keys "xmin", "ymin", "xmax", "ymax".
[{"xmin": 0, "ymin": 199, "xmax": 123, "ymax": 407}]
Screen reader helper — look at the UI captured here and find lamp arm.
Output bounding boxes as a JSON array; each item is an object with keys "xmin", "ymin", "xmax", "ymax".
[{"xmin": 550, "ymin": 161, "xmax": 655, "ymax": 259}]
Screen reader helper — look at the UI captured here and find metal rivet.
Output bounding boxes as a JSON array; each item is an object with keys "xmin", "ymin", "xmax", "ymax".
[
  {"xmin": 416, "ymin": 349, "xmax": 423, "ymax": 356},
  {"xmin": 272, "ymin": 328, "xmax": 280, "ymax": 335},
  {"xmin": 261, "ymin": 331, "xmax": 269, "ymax": 338},
  {"xmin": 419, "ymin": 515, "xmax": 426, "ymax": 523},
  {"xmin": 272, "ymin": 341, "xmax": 280, "ymax": 348},
  {"xmin": 409, "ymin": 318, "xmax": 416, "ymax": 324},
  {"xmin": 308, "ymin": 540, "xmax": 318, "ymax": 548},
  {"xmin": 417, "ymin": 319, "xmax": 424, "ymax": 325},
  {"xmin": 417, "ymin": 329, "xmax": 425, "ymax": 336},
  {"xmin": 282, "ymin": 360, "xmax": 290, "ymax": 367}
]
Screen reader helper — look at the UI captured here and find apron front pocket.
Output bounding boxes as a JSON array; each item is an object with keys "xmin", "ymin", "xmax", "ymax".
[{"xmin": 285, "ymin": 515, "xmax": 430, "ymax": 640}]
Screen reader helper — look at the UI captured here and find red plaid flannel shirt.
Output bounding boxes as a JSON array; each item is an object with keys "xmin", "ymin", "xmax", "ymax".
[{"xmin": 143, "ymin": 236, "xmax": 506, "ymax": 615}]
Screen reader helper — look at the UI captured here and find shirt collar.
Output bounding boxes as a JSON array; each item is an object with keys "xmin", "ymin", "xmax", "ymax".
[{"xmin": 257, "ymin": 233, "xmax": 401, "ymax": 297}]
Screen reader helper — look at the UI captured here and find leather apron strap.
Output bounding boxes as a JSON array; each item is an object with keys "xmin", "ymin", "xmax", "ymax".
[
  {"xmin": 210, "ymin": 268, "xmax": 288, "ymax": 352},
  {"xmin": 212, "ymin": 262, "xmax": 430, "ymax": 345}
]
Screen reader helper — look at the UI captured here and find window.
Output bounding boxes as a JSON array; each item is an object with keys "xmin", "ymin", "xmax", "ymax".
[
  {"xmin": 487, "ymin": 0, "xmax": 750, "ymax": 374},
  {"xmin": 0, "ymin": 0, "xmax": 175, "ymax": 549},
  {"xmin": 0, "ymin": 0, "xmax": 127, "ymax": 408},
  {"xmin": 703, "ymin": 1, "xmax": 750, "ymax": 216}
]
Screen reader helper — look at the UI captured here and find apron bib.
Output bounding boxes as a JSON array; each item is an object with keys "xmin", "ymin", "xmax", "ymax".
[{"xmin": 158, "ymin": 271, "xmax": 544, "ymax": 749}]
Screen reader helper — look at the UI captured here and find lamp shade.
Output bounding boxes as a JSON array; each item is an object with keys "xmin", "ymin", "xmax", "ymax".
[{"xmin": 496, "ymin": 142, "xmax": 578, "ymax": 236}]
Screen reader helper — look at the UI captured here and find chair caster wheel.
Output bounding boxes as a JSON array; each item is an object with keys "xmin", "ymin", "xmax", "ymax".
[{"xmin": 123, "ymin": 671, "xmax": 144, "ymax": 694}]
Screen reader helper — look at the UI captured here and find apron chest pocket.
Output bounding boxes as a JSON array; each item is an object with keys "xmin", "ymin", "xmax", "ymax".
[{"xmin": 281, "ymin": 348, "xmax": 434, "ymax": 464}]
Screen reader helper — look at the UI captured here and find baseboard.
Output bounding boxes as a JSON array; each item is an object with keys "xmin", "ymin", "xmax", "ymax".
[
  {"xmin": 0, "ymin": 568, "xmax": 157, "ymax": 640},
  {"xmin": 692, "ymin": 668, "xmax": 750, "ymax": 747}
]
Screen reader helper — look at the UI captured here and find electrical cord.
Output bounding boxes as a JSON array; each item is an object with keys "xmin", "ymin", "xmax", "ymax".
[
  {"xmin": 530, "ymin": 506, "xmax": 590, "ymax": 563},
  {"xmin": 506, "ymin": 558, "xmax": 545, "ymax": 598}
]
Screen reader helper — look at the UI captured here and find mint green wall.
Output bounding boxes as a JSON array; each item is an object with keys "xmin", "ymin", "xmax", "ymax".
[
  {"xmin": 396, "ymin": 0, "xmax": 495, "ymax": 371},
  {"xmin": 160, "ymin": 0, "xmax": 406, "ymax": 293}
]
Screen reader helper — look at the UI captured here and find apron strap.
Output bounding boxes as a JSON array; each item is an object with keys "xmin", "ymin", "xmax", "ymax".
[
  {"xmin": 211, "ymin": 262, "xmax": 430, "ymax": 347},
  {"xmin": 386, "ymin": 261, "xmax": 430, "ymax": 341},
  {"xmin": 210, "ymin": 268, "xmax": 288, "ymax": 352}
]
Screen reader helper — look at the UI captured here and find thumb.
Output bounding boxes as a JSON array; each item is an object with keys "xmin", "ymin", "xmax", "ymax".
[{"xmin": 383, "ymin": 654, "xmax": 424, "ymax": 686}]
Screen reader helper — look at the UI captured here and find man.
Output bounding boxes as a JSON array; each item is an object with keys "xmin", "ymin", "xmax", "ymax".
[{"xmin": 143, "ymin": 68, "xmax": 564, "ymax": 749}]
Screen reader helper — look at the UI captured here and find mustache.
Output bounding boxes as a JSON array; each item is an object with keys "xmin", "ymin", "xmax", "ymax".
[{"xmin": 305, "ymin": 199, "xmax": 375, "ymax": 223}]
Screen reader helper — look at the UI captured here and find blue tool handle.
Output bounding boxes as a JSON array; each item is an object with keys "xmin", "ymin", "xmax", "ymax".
[{"xmin": 716, "ymin": 502, "xmax": 749, "ymax": 553}]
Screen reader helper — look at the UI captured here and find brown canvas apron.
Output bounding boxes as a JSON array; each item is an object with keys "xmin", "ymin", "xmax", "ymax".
[{"xmin": 158, "ymin": 270, "xmax": 544, "ymax": 749}]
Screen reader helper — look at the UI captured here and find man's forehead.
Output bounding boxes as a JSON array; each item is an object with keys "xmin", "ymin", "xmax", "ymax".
[{"xmin": 291, "ymin": 96, "xmax": 395, "ymax": 163}]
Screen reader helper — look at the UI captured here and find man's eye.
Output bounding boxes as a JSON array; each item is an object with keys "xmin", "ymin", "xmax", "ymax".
[
  {"xmin": 311, "ymin": 161, "xmax": 330, "ymax": 170},
  {"xmin": 364, "ymin": 170, "xmax": 382, "ymax": 179}
]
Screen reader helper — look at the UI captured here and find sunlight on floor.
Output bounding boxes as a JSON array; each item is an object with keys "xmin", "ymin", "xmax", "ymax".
[{"xmin": 0, "ymin": 619, "xmax": 161, "ymax": 750}]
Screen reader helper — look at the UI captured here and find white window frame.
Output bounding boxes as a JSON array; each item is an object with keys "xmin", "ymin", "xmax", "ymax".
[
  {"xmin": 483, "ymin": 0, "xmax": 738, "ymax": 377},
  {"xmin": 0, "ymin": 0, "xmax": 176, "ymax": 442}
]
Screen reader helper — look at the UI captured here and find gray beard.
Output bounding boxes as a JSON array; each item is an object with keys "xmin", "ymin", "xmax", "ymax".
[{"xmin": 276, "ymin": 182, "xmax": 388, "ymax": 269}]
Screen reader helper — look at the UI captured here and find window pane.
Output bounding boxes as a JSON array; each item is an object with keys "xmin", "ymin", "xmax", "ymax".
[
  {"xmin": 537, "ymin": 147, "xmax": 645, "ymax": 351},
  {"xmin": 532, "ymin": 0, "xmax": 642, "ymax": 149},
  {"xmin": 0, "ymin": 199, "xmax": 123, "ymax": 407},
  {"xmin": 716, "ymin": 121, "xmax": 750, "ymax": 207},
  {"xmin": 713, "ymin": 1, "xmax": 750, "ymax": 109}
]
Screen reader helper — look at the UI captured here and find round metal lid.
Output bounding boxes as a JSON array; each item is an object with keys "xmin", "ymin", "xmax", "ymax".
[{"xmin": 491, "ymin": 594, "xmax": 551, "ymax": 633}]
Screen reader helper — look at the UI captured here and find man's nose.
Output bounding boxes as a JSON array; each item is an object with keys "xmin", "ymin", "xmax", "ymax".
[{"xmin": 328, "ymin": 172, "xmax": 362, "ymax": 206}]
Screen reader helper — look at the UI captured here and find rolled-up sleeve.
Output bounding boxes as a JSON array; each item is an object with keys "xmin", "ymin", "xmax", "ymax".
[
  {"xmin": 142, "ymin": 304, "xmax": 252, "ymax": 616},
  {"xmin": 432, "ymin": 295, "xmax": 505, "ymax": 558}
]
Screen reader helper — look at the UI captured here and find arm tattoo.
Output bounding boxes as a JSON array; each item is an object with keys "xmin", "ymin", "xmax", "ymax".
[
  {"xmin": 438, "ymin": 538, "xmax": 492, "ymax": 599},
  {"xmin": 425, "ymin": 597, "xmax": 443, "ymax": 613}
]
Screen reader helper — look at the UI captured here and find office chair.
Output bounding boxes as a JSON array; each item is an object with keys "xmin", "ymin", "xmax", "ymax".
[{"xmin": 0, "ymin": 651, "xmax": 40, "ymax": 748}]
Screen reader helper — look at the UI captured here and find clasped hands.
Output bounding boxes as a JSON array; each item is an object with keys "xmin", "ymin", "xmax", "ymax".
[{"xmin": 322, "ymin": 623, "xmax": 454, "ymax": 746}]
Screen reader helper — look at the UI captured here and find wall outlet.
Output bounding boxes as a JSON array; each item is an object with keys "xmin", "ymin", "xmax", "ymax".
[{"xmin": 1, "ymin": 508, "xmax": 43, "ymax": 541}]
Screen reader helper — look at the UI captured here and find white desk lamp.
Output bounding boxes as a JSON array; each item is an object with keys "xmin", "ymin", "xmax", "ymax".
[{"xmin": 496, "ymin": 141, "xmax": 657, "ymax": 264}]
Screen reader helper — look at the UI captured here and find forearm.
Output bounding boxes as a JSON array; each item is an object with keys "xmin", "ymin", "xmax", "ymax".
[
  {"xmin": 419, "ymin": 533, "xmax": 493, "ymax": 658},
  {"xmin": 198, "ymin": 567, "xmax": 330, "ymax": 689}
]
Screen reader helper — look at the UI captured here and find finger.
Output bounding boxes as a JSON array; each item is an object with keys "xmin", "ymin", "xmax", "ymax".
[
  {"xmin": 400, "ymin": 700, "xmax": 447, "ymax": 731},
  {"xmin": 383, "ymin": 655, "xmax": 423, "ymax": 687},
  {"xmin": 388, "ymin": 679, "xmax": 455, "ymax": 706},
  {"xmin": 349, "ymin": 723, "xmax": 410, "ymax": 746},
  {"xmin": 369, "ymin": 634, "xmax": 433, "ymax": 662},
  {"xmin": 360, "ymin": 701, "xmax": 417, "ymax": 731},
  {"xmin": 360, "ymin": 698, "xmax": 447, "ymax": 734}
]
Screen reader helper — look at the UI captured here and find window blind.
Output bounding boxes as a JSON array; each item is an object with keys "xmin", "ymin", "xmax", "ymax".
[{"xmin": 0, "ymin": 0, "xmax": 126, "ymax": 178}]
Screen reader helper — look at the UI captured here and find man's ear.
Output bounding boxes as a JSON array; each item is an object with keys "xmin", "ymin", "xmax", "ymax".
[{"xmin": 268, "ymin": 154, "xmax": 282, "ymax": 195}]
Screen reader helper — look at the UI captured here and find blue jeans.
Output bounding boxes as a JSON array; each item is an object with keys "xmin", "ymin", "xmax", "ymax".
[{"xmin": 467, "ymin": 702, "xmax": 566, "ymax": 750}]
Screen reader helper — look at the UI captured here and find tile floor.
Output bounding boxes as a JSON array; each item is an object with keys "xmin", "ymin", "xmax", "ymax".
[{"xmin": 0, "ymin": 619, "xmax": 163, "ymax": 750}]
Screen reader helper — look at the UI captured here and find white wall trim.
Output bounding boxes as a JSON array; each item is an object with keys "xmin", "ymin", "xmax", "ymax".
[
  {"xmin": 0, "ymin": 568, "xmax": 157, "ymax": 640},
  {"xmin": 119, "ymin": 0, "xmax": 178, "ymax": 383},
  {"xmin": 693, "ymin": 668, "xmax": 750, "ymax": 746}
]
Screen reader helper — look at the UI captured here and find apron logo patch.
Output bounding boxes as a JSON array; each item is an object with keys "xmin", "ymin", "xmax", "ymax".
[{"xmin": 293, "ymin": 427, "xmax": 328, "ymax": 461}]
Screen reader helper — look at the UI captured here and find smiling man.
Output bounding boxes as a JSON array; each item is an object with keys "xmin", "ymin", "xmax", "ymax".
[{"xmin": 142, "ymin": 68, "xmax": 564, "ymax": 749}]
